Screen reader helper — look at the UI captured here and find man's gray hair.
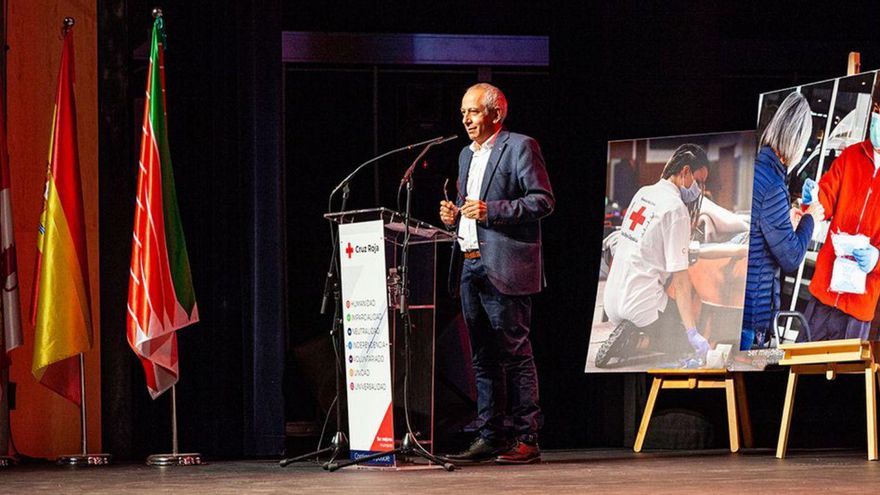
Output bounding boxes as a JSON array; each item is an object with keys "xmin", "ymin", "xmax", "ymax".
[
  {"xmin": 761, "ymin": 91, "xmax": 813, "ymax": 166},
  {"xmin": 468, "ymin": 83, "xmax": 508, "ymax": 124}
]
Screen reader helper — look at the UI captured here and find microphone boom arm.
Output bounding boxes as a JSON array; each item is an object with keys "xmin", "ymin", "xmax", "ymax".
[
  {"xmin": 330, "ymin": 135, "xmax": 454, "ymax": 206},
  {"xmin": 397, "ymin": 135, "xmax": 458, "ymax": 203}
]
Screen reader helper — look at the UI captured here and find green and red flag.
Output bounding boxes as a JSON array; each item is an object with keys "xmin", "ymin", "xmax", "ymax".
[
  {"xmin": 31, "ymin": 25, "xmax": 92, "ymax": 405},
  {"xmin": 128, "ymin": 15, "xmax": 198, "ymax": 399}
]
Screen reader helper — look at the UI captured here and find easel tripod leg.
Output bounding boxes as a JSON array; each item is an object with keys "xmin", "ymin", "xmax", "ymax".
[
  {"xmin": 734, "ymin": 373, "xmax": 753, "ymax": 448},
  {"xmin": 634, "ymin": 376, "xmax": 662, "ymax": 453},
  {"xmin": 866, "ymin": 364, "xmax": 878, "ymax": 461},
  {"xmin": 724, "ymin": 375, "xmax": 740, "ymax": 453},
  {"xmin": 776, "ymin": 370, "xmax": 798, "ymax": 459}
]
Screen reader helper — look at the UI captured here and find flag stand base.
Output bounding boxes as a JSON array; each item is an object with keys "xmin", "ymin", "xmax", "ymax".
[
  {"xmin": 146, "ymin": 453, "xmax": 202, "ymax": 467},
  {"xmin": 57, "ymin": 453, "xmax": 112, "ymax": 466},
  {"xmin": 0, "ymin": 456, "xmax": 15, "ymax": 468}
]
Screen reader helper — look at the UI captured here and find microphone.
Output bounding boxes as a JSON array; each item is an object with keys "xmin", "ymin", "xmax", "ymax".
[
  {"xmin": 330, "ymin": 135, "xmax": 455, "ymax": 199},
  {"xmin": 399, "ymin": 135, "xmax": 459, "ymax": 190}
]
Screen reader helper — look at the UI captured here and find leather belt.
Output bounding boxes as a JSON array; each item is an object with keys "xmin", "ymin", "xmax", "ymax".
[{"xmin": 463, "ymin": 250, "xmax": 481, "ymax": 259}]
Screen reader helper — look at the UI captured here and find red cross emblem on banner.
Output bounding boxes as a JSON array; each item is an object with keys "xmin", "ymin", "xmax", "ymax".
[
  {"xmin": 345, "ymin": 242, "xmax": 354, "ymax": 258},
  {"xmin": 628, "ymin": 206, "xmax": 647, "ymax": 231}
]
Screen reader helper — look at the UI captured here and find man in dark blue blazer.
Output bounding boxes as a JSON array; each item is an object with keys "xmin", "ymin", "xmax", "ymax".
[{"xmin": 440, "ymin": 83, "xmax": 554, "ymax": 464}]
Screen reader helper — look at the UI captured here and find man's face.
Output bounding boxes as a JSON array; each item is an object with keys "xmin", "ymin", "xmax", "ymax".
[{"xmin": 461, "ymin": 88, "xmax": 501, "ymax": 145}]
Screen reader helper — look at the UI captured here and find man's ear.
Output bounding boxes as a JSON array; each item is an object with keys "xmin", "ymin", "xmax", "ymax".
[{"xmin": 492, "ymin": 112, "xmax": 502, "ymax": 125}]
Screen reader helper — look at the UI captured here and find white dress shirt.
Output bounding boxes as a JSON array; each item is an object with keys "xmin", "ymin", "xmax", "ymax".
[{"xmin": 458, "ymin": 130, "xmax": 501, "ymax": 251}]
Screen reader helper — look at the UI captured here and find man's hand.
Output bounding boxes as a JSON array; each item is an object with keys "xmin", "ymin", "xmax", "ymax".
[
  {"xmin": 439, "ymin": 200, "xmax": 459, "ymax": 226},
  {"xmin": 461, "ymin": 198, "xmax": 487, "ymax": 222}
]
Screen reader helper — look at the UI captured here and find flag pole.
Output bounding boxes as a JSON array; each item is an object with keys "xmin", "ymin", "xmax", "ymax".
[
  {"xmin": 146, "ymin": 383, "xmax": 202, "ymax": 466},
  {"xmin": 0, "ymin": 369, "xmax": 13, "ymax": 468},
  {"xmin": 0, "ymin": 0, "xmax": 14, "ymax": 470},
  {"xmin": 172, "ymin": 384, "xmax": 178, "ymax": 455},
  {"xmin": 79, "ymin": 353, "xmax": 86, "ymax": 455},
  {"xmin": 56, "ymin": 353, "xmax": 111, "ymax": 466}
]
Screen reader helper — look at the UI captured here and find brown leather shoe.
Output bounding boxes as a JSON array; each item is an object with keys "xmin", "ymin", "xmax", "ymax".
[{"xmin": 495, "ymin": 439, "xmax": 541, "ymax": 464}]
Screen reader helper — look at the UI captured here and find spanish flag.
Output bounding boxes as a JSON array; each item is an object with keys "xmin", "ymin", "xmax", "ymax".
[
  {"xmin": 30, "ymin": 25, "xmax": 92, "ymax": 405},
  {"xmin": 127, "ymin": 14, "xmax": 199, "ymax": 399}
]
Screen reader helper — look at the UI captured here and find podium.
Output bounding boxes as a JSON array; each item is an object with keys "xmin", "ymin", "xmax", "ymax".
[{"xmin": 324, "ymin": 207, "xmax": 455, "ymax": 468}]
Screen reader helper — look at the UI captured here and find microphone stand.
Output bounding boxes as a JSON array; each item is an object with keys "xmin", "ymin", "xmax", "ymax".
[
  {"xmin": 327, "ymin": 137, "xmax": 457, "ymax": 472},
  {"xmin": 281, "ymin": 136, "xmax": 452, "ymax": 469},
  {"xmin": 279, "ymin": 182, "xmax": 349, "ymax": 468}
]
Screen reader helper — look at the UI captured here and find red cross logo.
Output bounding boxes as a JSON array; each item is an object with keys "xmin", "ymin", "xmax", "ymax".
[
  {"xmin": 628, "ymin": 206, "xmax": 647, "ymax": 231},
  {"xmin": 345, "ymin": 242, "xmax": 354, "ymax": 258}
]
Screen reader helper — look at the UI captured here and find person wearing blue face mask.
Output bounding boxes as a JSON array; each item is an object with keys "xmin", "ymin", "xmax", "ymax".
[
  {"xmin": 797, "ymin": 78, "xmax": 880, "ymax": 342},
  {"xmin": 600, "ymin": 144, "xmax": 712, "ymax": 367},
  {"xmin": 742, "ymin": 91, "xmax": 824, "ymax": 349}
]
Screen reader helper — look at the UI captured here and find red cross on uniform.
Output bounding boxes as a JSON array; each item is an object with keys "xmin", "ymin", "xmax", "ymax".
[
  {"xmin": 628, "ymin": 206, "xmax": 647, "ymax": 231},
  {"xmin": 345, "ymin": 242, "xmax": 354, "ymax": 258}
]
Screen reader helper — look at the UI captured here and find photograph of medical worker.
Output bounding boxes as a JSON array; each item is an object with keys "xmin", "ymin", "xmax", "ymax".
[
  {"xmin": 749, "ymin": 70, "xmax": 880, "ymax": 348},
  {"xmin": 587, "ymin": 131, "xmax": 756, "ymax": 372}
]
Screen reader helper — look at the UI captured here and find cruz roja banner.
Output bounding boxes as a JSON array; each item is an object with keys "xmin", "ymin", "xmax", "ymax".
[{"xmin": 338, "ymin": 220, "xmax": 395, "ymax": 466}]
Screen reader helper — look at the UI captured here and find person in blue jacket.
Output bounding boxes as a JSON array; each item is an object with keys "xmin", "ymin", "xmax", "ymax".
[{"xmin": 742, "ymin": 91, "xmax": 825, "ymax": 349}]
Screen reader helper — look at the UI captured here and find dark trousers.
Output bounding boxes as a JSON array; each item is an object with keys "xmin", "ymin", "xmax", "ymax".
[
  {"xmin": 460, "ymin": 257, "xmax": 543, "ymax": 442},
  {"xmin": 798, "ymin": 297, "xmax": 874, "ymax": 342}
]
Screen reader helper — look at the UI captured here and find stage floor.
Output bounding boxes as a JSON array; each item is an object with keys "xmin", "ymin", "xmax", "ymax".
[{"xmin": 5, "ymin": 448, "xmax": 880, "ymax": 494}]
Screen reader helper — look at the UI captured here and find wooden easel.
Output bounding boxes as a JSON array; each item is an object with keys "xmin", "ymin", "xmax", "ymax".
[
  {"xmin": 776, "ymin": 339, "xmax": 879, "ymax": 460},
  {"xmin": 634, "ymin": 368, "xmax": 753, "ymax": 453},
  {"xmin": 848, "ymin": 51, "xmax": 861, "ymax": 77}
]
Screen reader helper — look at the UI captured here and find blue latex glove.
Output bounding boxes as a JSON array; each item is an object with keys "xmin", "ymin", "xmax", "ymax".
[
  {"xmin": 686, "ymin": 327, "xmax": 709, "ymax": 359},
  {"xmin": 802, "ymin": 178, "xmax": 818, "ymax": 205},
  {"xmin": 852, "ymin": 245, "xmax": 880, "ymax": 273}
]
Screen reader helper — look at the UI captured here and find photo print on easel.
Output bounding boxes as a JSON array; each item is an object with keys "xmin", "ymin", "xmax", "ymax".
[
  {"xmin": 586, "ymin": 130, "xmax": 756, "ymax": 372},
  {"xmin": 749, "ymin": 70, "xmax": 880, "ymax": 355}
]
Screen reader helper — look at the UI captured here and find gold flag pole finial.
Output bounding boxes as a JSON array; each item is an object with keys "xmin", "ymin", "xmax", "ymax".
[
  {"xmin": 62, "ymin": 17, "xmax": 75, "ymax": 35},
  {"xmin": 152, "ymin": 8, "xmax": 163, "ymax": 19}
]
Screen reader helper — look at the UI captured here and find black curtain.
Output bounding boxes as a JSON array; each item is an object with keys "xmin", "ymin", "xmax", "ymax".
[{"xmin": 99, "ymin": 0, "xmax": 284, "ymax": 459}]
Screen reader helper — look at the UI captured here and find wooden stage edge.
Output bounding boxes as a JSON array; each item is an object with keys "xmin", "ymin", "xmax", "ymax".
[{"xmin": 6, "ymin": 449, "xmax": 880, "ymax": 494}]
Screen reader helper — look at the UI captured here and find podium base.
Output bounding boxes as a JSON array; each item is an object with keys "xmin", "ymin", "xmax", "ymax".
[
  {"xmin": 0, "ymin": 456, "xmax": 15, "ymax": 468},
  {"xmin": 146, "ymin": 453, "xmax": 203, "ymax": 466},
  {"xmin": 57, "ymin": 453, "xmax": 112, "ymax": 466}
]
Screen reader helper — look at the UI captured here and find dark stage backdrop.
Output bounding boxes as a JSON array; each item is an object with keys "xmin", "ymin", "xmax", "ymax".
[
  {"xmin": 99, "ymin": 0, "xmax": 285, "ymax": 458},
  {"xmin": 98, "ymin": 0, "xmax": 880, "ymax": 460}
]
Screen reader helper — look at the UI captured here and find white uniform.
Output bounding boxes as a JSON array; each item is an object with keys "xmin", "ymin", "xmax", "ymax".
[{"xmin": 604, "ymin": 179, "xmax": 691, "ymax": 327}]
